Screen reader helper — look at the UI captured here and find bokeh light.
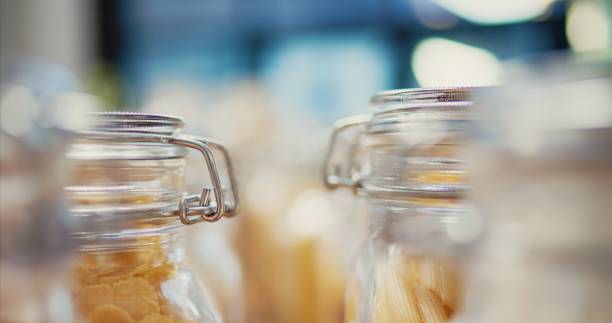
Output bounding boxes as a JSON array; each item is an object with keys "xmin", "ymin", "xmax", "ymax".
[
  {"xmin": 566, "ymin": 0, "xmax": 611, "ymax": 52},
  {"xmin": 411, "ymin": 37, "xmax": 503, "ymax": 87},
  {"xmin": 432, "ymin": 0, "xmax": 555, "ymax": 25}
]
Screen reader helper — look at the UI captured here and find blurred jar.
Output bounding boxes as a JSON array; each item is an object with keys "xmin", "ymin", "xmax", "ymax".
[
  {"xmin": 235, "ymin": 141, "xmax": 352, "ymax": 323},
  {"xmin": 0, "ymin": 86, "xmax": 81, "ymax": 322},
  {"xmin": 325, "ymin": 88, "xmax": 481, "ymax": 323},
  {"xmin": 66, "ymin": 112, "xmax": 239, "ymax": 323},
  {"xmin": 239, "ymin": 170, "xmax": 351, "ymax": 323},
  {"xmin": 456, "ymin": 58, "xmax": 612, "ymax": 323}
]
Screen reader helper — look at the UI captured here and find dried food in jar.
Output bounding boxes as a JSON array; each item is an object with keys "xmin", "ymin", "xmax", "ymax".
[
  {"xmin": 72, "ymin": 239, "xmax": 196, "ymax": 323},
  {"xmin": 365, "ymin": 251, "xmax": 463, "ymax": 323}
]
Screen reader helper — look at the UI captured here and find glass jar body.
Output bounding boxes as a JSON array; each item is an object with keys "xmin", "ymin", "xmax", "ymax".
[
  {"xmin": 186, "ymin": 225, "xmax": 244, "ymax": 323},
  {"xmin": 346, "ymin": 201, "xmax": 468, "ymax": 323},
  {"xmin": 72, "ymin": 232, "xmax": 221, "ymax": 323},
  {"xmin": 351, "ymin": 92, "xmax": 473, "ymax": 323},
  {"xmin": 68, "ymin": 139, "xmax": 222, "ymax": 323}
]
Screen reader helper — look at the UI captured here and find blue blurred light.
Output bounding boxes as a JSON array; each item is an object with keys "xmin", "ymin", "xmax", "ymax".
[{"xmin": 261, "ymin": 32, "xmax": 394, "ymax": 123}]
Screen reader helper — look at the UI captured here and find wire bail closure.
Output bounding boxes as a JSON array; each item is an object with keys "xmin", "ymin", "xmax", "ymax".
[
  {"xmin": 172, "ymin": 136, "xmax": 239, "ymax": 224},
  {"xmin": 78, "ymin": 131, "xmax": 239, "ymax": 225},
  {"xmin": 323, "ymin": 114, "xmax": 371, "ymax": 193}
]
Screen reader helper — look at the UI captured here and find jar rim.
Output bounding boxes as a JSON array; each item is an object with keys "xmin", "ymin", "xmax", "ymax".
[
  {"xmin": 366, "ymin": 87, "xmax": 476, "ymax": 136},
  {"xmin": 84, "ymin": 111, "xmax": 184, "ymax": 135},
  {"xmin": 370, "ymin": 87, "xmax": 478, "ymax": 109},
  {"xmin": 70, "ymin": 112, "xmax": 188, "ymax": 161}
]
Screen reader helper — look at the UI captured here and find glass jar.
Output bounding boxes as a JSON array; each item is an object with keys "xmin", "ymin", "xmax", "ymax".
[
  {"xmin": 456, "ymin": 58, "xmax": 612, "ymax": 323},
  {"xmin": 0, "ymin": 86, "xmax": 84, "ymax": 322},
  {"xmin": 324, "ymin": 88, "xmax": 480, "ymax": 323},
  {"xmin": 66, "ymin": 112, "xmax": 239, "ymax": 323}
]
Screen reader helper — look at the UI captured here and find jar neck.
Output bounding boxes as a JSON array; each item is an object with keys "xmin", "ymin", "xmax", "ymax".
[
  {"xmin": 68, "ymin": 156, "xmax": 186, "ymax": 209},
  {"xmin": 67, "ymin": 142, "xmax": 188, "ymax": 239},
  {"xmin": 360, "ymin": 88, "xmax": 472, "ymax": 197},
  {"xmin": 360, "ymin": 134, "xmax": 467, "ymax": 198}
]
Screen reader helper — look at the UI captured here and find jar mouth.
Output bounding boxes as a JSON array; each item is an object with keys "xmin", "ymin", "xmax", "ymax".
[
  {"xmin": 84, "ymin": 111, "xmax": 184, "ymax": 135},
  {"xmin": 367, "ymin": 87, "xmax": 476, "ymax": 135},
  {"xmin": 370, "ymin": 87, "xmax": 477, "ymax": 109},
  {"xmin": 69, "ymin": 112, "xmax": 189, "ymax": 160}
]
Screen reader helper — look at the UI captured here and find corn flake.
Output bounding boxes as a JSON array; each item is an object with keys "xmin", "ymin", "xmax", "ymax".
[
  {"xmin": 88, "ymin": 304, "xmax": 135, "ymax": 323},
  {"xmin": 137, "ymin": 314, "xmax": 173, "ymax": 323},
  {"xmin": 114, "ymin": 295, "xmax": 161, "ymax": 321},
  {"xmin": 113, "ymin": 277, "xmax": 157, "ymax": 301},
  {"xmin": 76, "ymin": 284, "xmax": 114, "ymax": 314}
]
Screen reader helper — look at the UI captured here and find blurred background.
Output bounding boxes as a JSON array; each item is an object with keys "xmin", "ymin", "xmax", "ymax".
[
  {"xmin": 4, "ymin": 0, "xmax": 595, "ymax": 110},
  {"xmin": 1, "ymin": 1, "xmax": 610, "ymax": 323}
]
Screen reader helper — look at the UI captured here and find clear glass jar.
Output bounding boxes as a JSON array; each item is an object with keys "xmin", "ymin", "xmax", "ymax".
[
  {"xmin": 456, "ymin": 58, "xmax": 612, "ymax": 323},
  {"xmin": 324, "ymin": 88, "xmax": 479, "ymax": 323},
  {"xmin": 66, "ymin": 112, "xmax": 239, "ymax": 323},
  {"xmin": 0, "ymin": 87, "xmax": 81, "ymax": 322}
]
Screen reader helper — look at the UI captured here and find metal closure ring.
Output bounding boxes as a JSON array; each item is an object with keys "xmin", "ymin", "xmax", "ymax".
[
  {"xmin": 323, "ymin": 114, "xmax": 371, "ymax": 192},
  {"xmin": 78, "ymin": 131, "xmax": 239, "ymax": 225}
]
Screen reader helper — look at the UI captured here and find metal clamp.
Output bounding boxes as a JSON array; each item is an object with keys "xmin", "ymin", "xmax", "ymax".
[
  {"xmin": 323, "ymin": 114, "xmax": 371, "ymax": 192},
  {"xmin": 78, "ymin": 131, "xmax": 239, "ymax": 225},
  {"xmin": 171, "ymin": 135, "xmax": 239, "ymax": 224}
]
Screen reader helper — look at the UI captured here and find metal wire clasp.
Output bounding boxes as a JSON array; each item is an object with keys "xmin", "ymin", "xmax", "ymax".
[
  {"xmin": 170, "ymin": 136, "xmax": 239, "ymax": 224},
  {"xmin": 323, "ymin": 114, "xmax": 371, "ymax": 192}
]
